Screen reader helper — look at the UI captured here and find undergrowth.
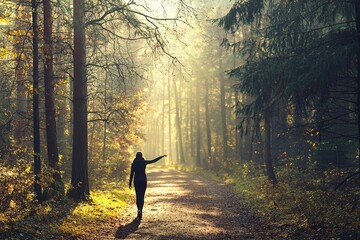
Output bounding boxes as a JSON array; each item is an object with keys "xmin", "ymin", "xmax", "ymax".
[
  {"xmin": 196, "ymin": 162, "xmax": 360, "ymax": 240},
  {"xmin": 0, "ymin": 181, "xmax": 132, "ymax": 239}
]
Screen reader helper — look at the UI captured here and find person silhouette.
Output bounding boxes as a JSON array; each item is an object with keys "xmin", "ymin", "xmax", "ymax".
[{"xmin": 129, "ymin": 152, "xmax": 167, "ymax": 220}]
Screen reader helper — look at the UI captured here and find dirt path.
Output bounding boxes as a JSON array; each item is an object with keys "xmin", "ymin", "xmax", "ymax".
[{"xmin": 95, "ymin": 168, "xmax": 275, "ymax": 239}]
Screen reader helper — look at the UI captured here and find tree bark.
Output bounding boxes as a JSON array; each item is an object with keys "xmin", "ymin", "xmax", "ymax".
[
  {"xmin": 219, "ymin": 65, "xmax": 228, "ymax": 165},
  {"xmin": 185, "ymin": 89, "xmax": 191, "ymax": 160},
  {"xmin": 205, "ymin": 76, "xmax": 211, "ymax": 168},
  {"xmin": 168, "ymin": 74, "xmax": 173, "ymax": 164},
  {"xmin": 14, "ymin": 6, "xmax": 28, "ymax": 142},
  {"xmin": 235, "ymin": 91, "xmax": 240, "ymax": 159},
  {"xmin": 162, "ymin": 76, "xmax": 165, "ymax": 155},
  {"xmin": 102, "ymin": 67, "xmax": 107, "ymax": 163},
  {"xmin": 189, "ymin": 88, "xmax": 195, "ymax": 160},
  {"xmin": 354, "ymin": 0, "xmax": 360, "ymax": 169},
  {"xmin": 195, "ymin": 76, "xmax": 201, "ymax": 167},
  {"xmin": 69, "ymin": 0, "xmax": 89, "ymax": 200},
  {"xmin": 32, "ymin": 0, "xmax": 42, "ymax": 201},
  {"xmin": 264, "ymin": 108, "xmax": 277, "ymax": 184},
  {"xmin": 173, "ymin": 78, "xmax": 185, "ymax": 164},
  {"xmin": 43, "ymin": 0, "xmax": 64, "ymax": 198}
]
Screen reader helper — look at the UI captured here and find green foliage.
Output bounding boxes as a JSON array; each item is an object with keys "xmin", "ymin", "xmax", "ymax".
[
  {"xmin": 217, "ymin": 0, "xmax": 358, "ymax": 186},
  {"xmin": 221, "ymin": 0, "xmax": 357, "ymax": 129},
  {"xmin": 217, "ymin": 0, "xmax": 265, "ymax": 31}
]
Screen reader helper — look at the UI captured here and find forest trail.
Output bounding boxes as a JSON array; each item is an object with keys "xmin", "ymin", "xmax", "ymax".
[{"xmin": 88, "ymin": 168, "xmax": 275, "ymax": 240}]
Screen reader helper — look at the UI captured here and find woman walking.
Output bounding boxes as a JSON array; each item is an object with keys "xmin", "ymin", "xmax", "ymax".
[{"xmin": 129, "ymin": 152, "xmax": 167, "ymax": 220}]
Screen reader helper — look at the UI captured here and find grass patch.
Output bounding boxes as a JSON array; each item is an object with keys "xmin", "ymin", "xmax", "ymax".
[
  {"xmin": 195, "ymin": 167, "xmax": 360, "ymax": 239},
  {"xmin": 0, "ymin": 181, "xmax": 132, "ymax": 239}
]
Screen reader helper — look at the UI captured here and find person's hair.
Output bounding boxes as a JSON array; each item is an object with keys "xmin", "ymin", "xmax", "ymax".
[{"xmin": 136, "ymin": 152, "xmax": 143, "ymax": 159}]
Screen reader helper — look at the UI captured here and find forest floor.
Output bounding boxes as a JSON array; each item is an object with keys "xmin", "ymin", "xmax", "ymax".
[
  {"xmin": 1, "ymin": 168, "xmax": 279, "ymax": 239},
  {"xmin": 82, "ymin": 168, "xmax": 276, "ymax": 239},
  {"xmin": 2, "ymin": 167, "xmax": 359, "ymax": 239}
]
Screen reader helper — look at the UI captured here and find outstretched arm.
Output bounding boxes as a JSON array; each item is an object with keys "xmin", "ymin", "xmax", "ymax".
[
  {"xmin": 129, "ymin": 163, "xmax": 134, "ymax": 188},
  {"xmin": 146, "ymin": 155, "xmax": 167, "ymax": 164}
]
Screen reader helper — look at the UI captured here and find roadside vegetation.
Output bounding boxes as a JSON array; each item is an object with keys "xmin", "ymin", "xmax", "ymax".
[{"xmin": 197, "ymin": 162, "xmax": 360, "ymax": 240}]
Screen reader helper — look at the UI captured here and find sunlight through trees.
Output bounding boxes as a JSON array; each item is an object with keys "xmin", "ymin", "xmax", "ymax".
[{"xmin": 0, "ymin": 0, "xmax": 359, "ymax": 239}]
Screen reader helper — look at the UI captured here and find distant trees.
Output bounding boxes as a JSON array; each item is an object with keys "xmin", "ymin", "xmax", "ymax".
[
  {"xmin": 141, "ymin": 0, "xmax": 358, "ymax": 186},
  {"xmin": 173, "ymin": 77, "xmax": 185, "ymax": 164},
  {"xmin": 31, "ymin": 0, "xmax": 41, "ymax": 201},
  {"xmin": 142, "ymin": 2, "xmax": 235, "ymax": 169},
  {"xmin": 13, "ymin": 3, "xmax": 31, "ymax": 143}
]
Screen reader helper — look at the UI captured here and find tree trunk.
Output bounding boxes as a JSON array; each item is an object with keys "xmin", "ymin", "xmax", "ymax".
[
  {"xmin": 103, "ymin": 120, "xmax": 107, "ymax": 162},
  {"xmin": 43, "ymin": 0, "xmax": 64, "ymax": 198},
  {"xmin": 190, "ymin": 88, "xmax": 195, "ymax": 160},
  {"xmin": 264, "ymin": 109, "xmax": 277, "ymax": 184},
  {"xmin": 14, "ymin": 6, "xmax": 28, "ymax": 142},
  {"xmin": 195, "ymin": 76, "xmax": 201, "ymax": 167},
  {"xmin": 235, "ymin": 91, "xmax": 240, "ymax": 159},
  {"xmin": 54, "ymin": 16, "xmax": 67, "ymax": 160},
  {"xmin": 102, "ymin": 68, "xmax": 107, "ymax": 163},
  {"xmin": 168, "ymin": 74, "xmax": 173, "ymax": 164},
  {"xmin": 69, "ymin": 0, "xmax": 89, "ymax": 200},
  {"xmin": 185, "ymin": 89, "xmax": 191, "ymax": 160},
  {"xmin": 32, "ymin": 0, "xmax": 42, "ymax": 201},
  {"xmin": 205, "ymin": 77, "xmax": 211, "ymax": 168},
  {"xmin": 173, "ymin": 78, "xmax": 185, "ymax": 164},
  {"xmin": 219, "ymin": 66, "xmax": 228, "ymax": 165},
  {"xmin": 162, "ymin": 77, "xmax": 165, "ymax": 155},
  {"xmin": 354, "ymin": 0, "xmax": 360, "ymax": 169}
]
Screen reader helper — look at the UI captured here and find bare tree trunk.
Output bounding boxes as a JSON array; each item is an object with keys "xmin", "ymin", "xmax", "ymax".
[
  {"xmin": 43, "ymin": 0, "xmax": 64, "ymax": 198},
  {"xmin": 54, "ymin": 16, "xmax": 67, "ymax": 160},
  {"xmin": 168, "ymin": 74, "xmax": 173, "ymax": 164},
  {"xmin": 205, "ymin": 77, "xmax": 211, "ymax": 168},
  {"xmin": 162, "ymin": 77, "xmax": 165, "ymax": 155},
  {"xmin": 190, "ymin": 88, "xmax": 195, "ymax": 160},
  {"xmin": 69, "ymin": 0, "xmax": 89, "ymax": 200},
  {"xmin": 102, "ymin": 68, "xmax": 107, "ymax": 163},
  {"xmin": 233, "ymin": 32, "xmax": 241, "ymax": 162},
  {"xmin": 354, "ymin": 0, "xmax": 360, "ymax": 169},
  {"xmin": 235, "ymin": 91, "xmax": 239, "ymax": 157},
  {"xmin": 185, "ymin": 89, "xmax": 191, "ymax": 160},
  {"xmin": 103, "ymin": 120, "xmax": 107, "ymax": 162},
  {"xmin": 32, "ymin": 0, "xmax": 41, "ymax": 201},
  {"xmin": 219, "ymin": 66, "xmax": 228, "ymax": 165},
  {"xmin": 14, "ymin": 6, "xmax": 28, "ymax": 142},
  {"xmin": 195, "ymin": 76, "xmax": 201, "ymax": 166},
  {"xmin": 264, "ymin": 108, "xmax": 277, "ymax": 184},
  {"xmin": 173, "ymin": 78, "xmax": 185, "ymax": 164}
]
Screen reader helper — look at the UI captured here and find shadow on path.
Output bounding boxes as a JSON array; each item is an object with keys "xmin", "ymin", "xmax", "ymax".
[
  {"xmin": 115, "ymin": 218, "xmax": 141, "ymax": 239},
  {"xmin": 113, "ymin": 168, "xmax": 274, "ymax": 239}
]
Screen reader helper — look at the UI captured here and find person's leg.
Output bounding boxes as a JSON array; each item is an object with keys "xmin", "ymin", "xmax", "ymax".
[
  {"xmin": 138, "ymin": 185, "xmax": 147, "ymax": 213},
  {"xmin": 135, "ymin": 185, "xmax": 141, "ymax": 213},
  {"xmin": 134, "ymin": 179, "xmax": 147, "ymax": 219}
]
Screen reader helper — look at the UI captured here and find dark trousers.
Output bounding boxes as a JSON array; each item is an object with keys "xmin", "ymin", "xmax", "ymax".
[{"xmin": 134, "ymin": 178, "xmax": 147, "ymax": 212}]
